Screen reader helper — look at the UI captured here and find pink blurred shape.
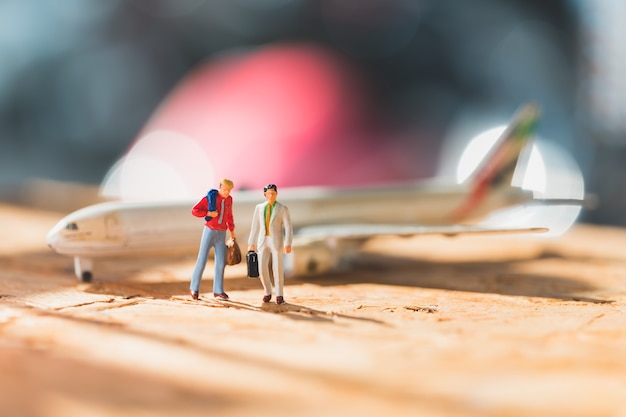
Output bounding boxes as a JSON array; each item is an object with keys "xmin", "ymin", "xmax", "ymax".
[{"xmin": 128, "ymin": 43, "xmax": 423, "ymax": 192}]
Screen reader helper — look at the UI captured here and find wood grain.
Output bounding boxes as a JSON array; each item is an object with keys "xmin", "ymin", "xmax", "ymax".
[{"xmin": 2, "ymin": 203, "xmax": 626, "ymax": 417}]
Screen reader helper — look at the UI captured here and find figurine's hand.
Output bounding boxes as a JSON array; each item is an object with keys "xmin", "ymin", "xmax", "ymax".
[
  {"xmin": 248, "ymin": 245, "xmax": 256, "ymax": 252},
  {"xmin": 284, "ymin": 245, "xmax": 292, "ymax": 254},
  {"xmin": 207, "ymin": 211, "xmax": 218, "ymax": 217}
]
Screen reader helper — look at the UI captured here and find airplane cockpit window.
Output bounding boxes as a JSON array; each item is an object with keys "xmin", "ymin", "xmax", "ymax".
[{"xmin": 65, "ymin": 222, "xmax": 78, "ymax": 230}]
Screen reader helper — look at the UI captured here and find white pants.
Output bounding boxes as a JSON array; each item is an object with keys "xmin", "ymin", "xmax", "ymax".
[{"xmin": 258, "ymin": 236, "xmax": 285, "ymax": 297}]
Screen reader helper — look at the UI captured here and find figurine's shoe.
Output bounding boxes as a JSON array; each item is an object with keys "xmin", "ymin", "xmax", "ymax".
[
  {"xmin": 190, "ymin": 291, "xmax": 199, "ymax": 300},
  {"xmin": 262, "ymin": 294, "xmax": 272, "ymax": 303},
  {"xmin": 276, "ymin": 296, "xmax": 285, "ymax": 305},
  {"xmin": 214, "ymin": 292, "xmax": 229, "ymax": 301}
]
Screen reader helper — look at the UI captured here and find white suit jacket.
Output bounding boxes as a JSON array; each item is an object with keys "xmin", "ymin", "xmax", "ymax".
[{"xmin": 248, "ymin": 201, "xmax": 293, "ymax": 249}]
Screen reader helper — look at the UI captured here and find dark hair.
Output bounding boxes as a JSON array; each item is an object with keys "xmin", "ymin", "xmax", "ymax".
[{"xmin": 263, "ymin": 184, "xmax": 277, "ymax": 192}]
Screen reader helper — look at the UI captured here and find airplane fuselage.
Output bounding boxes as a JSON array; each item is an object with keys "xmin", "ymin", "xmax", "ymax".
[{"xmin": 47, "ymin": 180, "xmax": 532, "ymax": 260}]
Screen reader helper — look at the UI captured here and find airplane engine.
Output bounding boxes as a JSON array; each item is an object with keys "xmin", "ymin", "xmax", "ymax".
[
  {"xmin": 284, "ymin": 238, "xmax": 363, "ymax": 277},
  {"xmin": 284, "ymin": 241, "xmax": 339, "ymax": 277}
]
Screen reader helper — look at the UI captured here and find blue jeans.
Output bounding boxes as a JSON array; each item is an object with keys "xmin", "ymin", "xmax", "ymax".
[{"xmin": 190, "ymin": 227, "xmax": 227, "ymax": 294}]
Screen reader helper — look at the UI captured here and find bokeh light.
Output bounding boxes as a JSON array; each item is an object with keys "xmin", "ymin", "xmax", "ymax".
[
  {"xmin": 101, "ymin": 130, "xmax": 214, "ymax": 201},
  {"xmin": 456, "ymin": 126, "xmax": 583, "ymax": 236},
  {"xmin": 456, "ymin": 125, "xmax": 546, "ymax": 193}
]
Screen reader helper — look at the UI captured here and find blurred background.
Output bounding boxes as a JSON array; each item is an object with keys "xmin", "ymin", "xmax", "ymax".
[{"xmin": 0, "ymin": 0, "xmax": 624, "ymax": 226}]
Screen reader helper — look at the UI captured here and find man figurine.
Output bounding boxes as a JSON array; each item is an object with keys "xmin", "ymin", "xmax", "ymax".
[
  {"xmin": 190, "ymin": 178, "xmax": 236, "ymax": 301},
  {"xmin": 248, "ymin": 184, "xmax": 293, "ymax": 305}
]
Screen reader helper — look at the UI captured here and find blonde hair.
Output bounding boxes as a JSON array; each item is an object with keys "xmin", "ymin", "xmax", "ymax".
[{"xmin": 220, "ymin": 178, "xmax": 234, "ymax": 189}]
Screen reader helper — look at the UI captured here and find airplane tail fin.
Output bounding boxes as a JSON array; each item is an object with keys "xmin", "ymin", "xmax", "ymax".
[{"xmin": 452, "ymin": 103, "xmax": 540, "ymax": 221}]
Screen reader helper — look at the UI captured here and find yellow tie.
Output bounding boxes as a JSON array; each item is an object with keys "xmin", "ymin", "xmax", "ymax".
[{"xmin": 265, "ymin": 204, "xmax": 271, "ymax": 236}]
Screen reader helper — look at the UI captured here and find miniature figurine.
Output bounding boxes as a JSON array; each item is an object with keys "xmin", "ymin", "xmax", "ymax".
[
  {"xmin": 190, "ymin": 178, "xmax": 236, "ymax": 300},
  {"xmin": 247, "ymin": 184, "xmax": 293, "ymax": 305}
]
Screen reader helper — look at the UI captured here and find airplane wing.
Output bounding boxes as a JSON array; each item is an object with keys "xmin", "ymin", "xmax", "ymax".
[
  {"xmin": 286, "ymin": 224, "xmax": 548, "ymax": 276},
  {"xmin": 293, "ymin": 224, "xmax": 549, "ymax": 243}
]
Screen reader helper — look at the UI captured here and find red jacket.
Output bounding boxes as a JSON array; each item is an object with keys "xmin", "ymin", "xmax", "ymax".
[{"xmin": 192, "ymin": 193, "xmax": 235, "ymax": 231}]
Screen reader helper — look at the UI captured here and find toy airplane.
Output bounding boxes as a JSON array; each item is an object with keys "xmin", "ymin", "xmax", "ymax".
[{"xmin": 47, "ymin": 103, "xmax": 571, "ymax": 282}]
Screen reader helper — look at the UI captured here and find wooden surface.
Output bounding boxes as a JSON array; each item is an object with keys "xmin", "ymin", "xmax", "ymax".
[{"xmin": 2, "ymin": 202, "xmax": 626, "ymax": 417}]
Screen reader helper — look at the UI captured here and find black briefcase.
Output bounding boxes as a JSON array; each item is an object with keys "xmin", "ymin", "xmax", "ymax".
[{"xmin": 246, "ymin": 251, "xmax": 259, "ymax": 278}]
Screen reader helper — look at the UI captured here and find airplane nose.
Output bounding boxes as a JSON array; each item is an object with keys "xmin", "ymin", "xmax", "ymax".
[
  {"xmin": 46, "ymin": 222, "xmax": 63, "ymax": 250},
  {"xmin": 46, "ymin": 230, "xmax": 57, "ymax": 249}
]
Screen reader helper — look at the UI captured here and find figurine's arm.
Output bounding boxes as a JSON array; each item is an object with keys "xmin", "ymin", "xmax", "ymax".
[
  {"xmin": 227, "ymin": 199, "xmax": 235, "ymax": 240},
  {"xmin": 283, "ymin": 206, "xmax": 293, "ymax": 252},
  {"xmin": 247, "ymin": 206, "xmax": 260, "ymax": 251},
  {"xmin": 191, "ymin": 198, "xmax": 210, "ymax": 218}
]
